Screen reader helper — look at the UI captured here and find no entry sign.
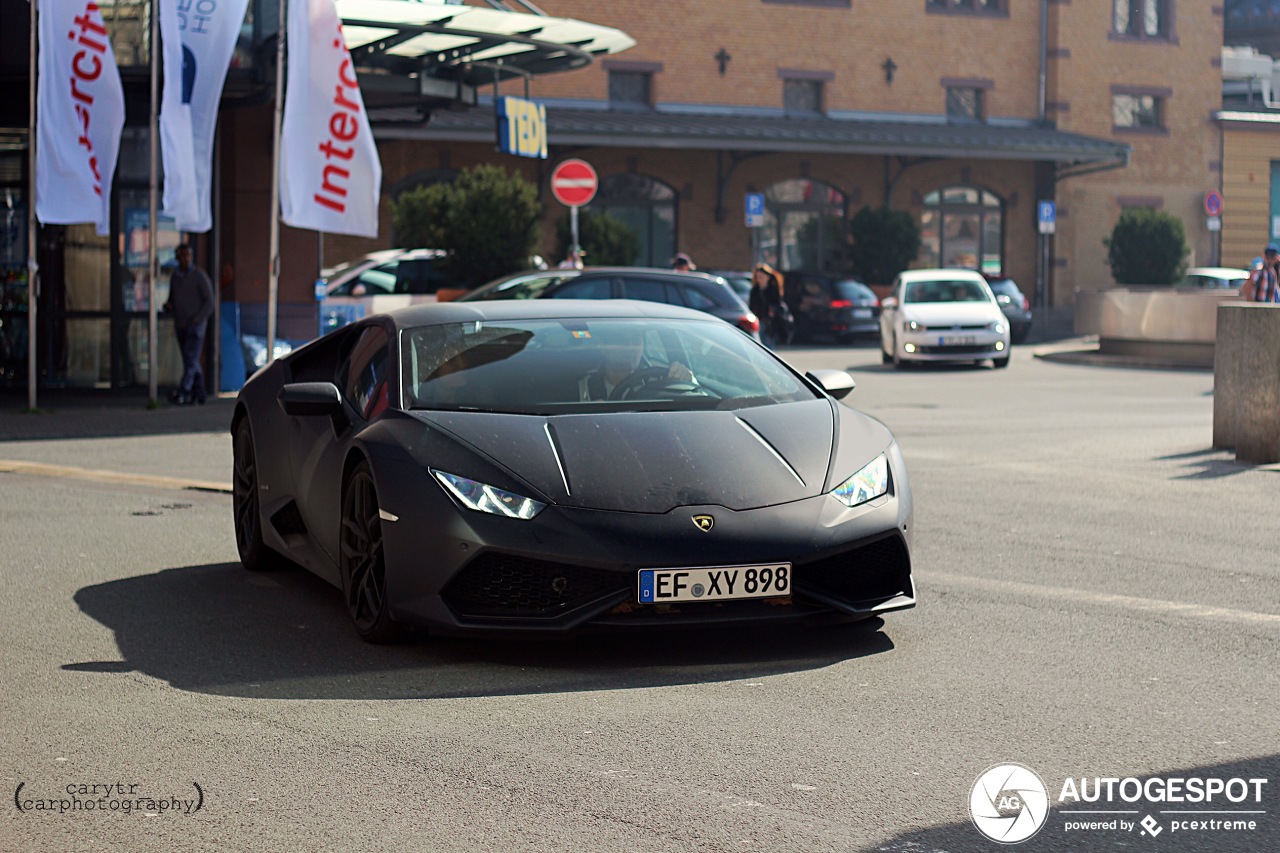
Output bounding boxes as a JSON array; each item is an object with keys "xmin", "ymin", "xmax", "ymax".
[{"xmin": 551, "ymin": 159, "xmax": 598, "ymax": 207}]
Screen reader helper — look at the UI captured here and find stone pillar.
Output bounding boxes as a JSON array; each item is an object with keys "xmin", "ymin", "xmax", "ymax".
[{"xmin": 1214, "ymin": 304, "xmax": 1280, "ymax": 464}]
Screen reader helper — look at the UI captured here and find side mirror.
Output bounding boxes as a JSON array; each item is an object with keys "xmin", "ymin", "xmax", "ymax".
[
  {"xmin": 881, "ymin": 296, "xmax": 898, "ymax": 310},
  {"xmin": 806, "ymin": 369, "xmax": 856, "ymax": 400},
  {"xmin": 278, "ymin": 382, "xmax": 343, "ymax": 417}
]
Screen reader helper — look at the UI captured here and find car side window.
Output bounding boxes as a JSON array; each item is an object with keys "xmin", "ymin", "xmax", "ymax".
[
  {"xmin": 620, "ymin": 278, "xmax": 678, "ymax": 304},
  {"xmin": 680, "ymin": 283, "xmax": 730, "ymax": 310},
  {"xmin": 551, "ymin": 278, "xmax": 614, "ymax": 299},
  {"xmin": 341, "ymin": 325, "xmax": 391, "ymax": 420}
]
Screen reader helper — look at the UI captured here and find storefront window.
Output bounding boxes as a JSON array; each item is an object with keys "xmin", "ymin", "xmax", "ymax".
[
  {"xmin": 761, "ymin": 178, "xmax": 846, "ymax": 272},
  {"xmin": 919, "ymin": 185, "xmax": 1004, "ymax": 275},
  {"xmin": 0, "ymin": 174, "xmax": 28, "ymax": 384}
]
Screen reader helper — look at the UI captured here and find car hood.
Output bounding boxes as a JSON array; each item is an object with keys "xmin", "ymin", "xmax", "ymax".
[
  {"xmin": 411, "ymin": 399, "xmax": 855, "ymax": 513},
  {"xmin": 902, "ymin": 303, "xmax": 1002, "ymax": 326}
]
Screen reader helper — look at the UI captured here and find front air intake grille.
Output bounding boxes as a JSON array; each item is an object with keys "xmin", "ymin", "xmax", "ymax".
[
  {"xmin": 794, "ymin": 535, "xmax": 911, "ymax": 605},
  {"xmin": 443, "ymin": 553, "xmax": 628, "ymax": 619}
]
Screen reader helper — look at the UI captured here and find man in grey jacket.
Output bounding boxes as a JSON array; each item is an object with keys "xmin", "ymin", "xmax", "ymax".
[{"xmin": 163, "ymin": 243, "xmax": 215, "ymax": 404}]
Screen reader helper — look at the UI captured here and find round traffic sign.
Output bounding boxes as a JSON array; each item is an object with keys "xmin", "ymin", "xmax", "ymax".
[
  {"xmin": 1204, "ymin": 190, "xmax": 1224, "ymax": 217},
  {"xmin": 550, "ymin": 159, "xmax": 598, "ymax": 207}
]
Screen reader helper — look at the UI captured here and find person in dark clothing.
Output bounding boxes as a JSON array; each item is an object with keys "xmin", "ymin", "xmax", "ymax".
[
  {"xmin": 750, "ymin": 263, "xmax": 789, "ymax": 346},
  {"xmin": 163, "ymin": 243, "xmax": 215, "ymax": 404}
]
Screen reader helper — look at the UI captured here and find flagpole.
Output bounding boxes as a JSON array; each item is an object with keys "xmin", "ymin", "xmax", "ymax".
[
  {"xmin": 148, "ymin": 0, "xmax": 160, "ymax": 405},
  {"xmin": 266, "ymin": 0, "xmax": 286, "ymax": 362},
  {"xmin": 27, "ymin": 0, "xmax": 39, "ymax": 412}
]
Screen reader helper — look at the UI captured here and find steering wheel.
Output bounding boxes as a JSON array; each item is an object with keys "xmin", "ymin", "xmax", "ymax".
[{"xmin": 609, "ymin": 366, "xmax": 676, "ymax": 401}]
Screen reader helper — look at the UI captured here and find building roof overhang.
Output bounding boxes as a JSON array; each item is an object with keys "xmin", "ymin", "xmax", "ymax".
[
  {"xmin": 373, "ymin": 103, "xmax": 1132, "ymax": 168},
  {"xmin": 338, "ymin": 0, "xmax": 634, "ymax": 108}
]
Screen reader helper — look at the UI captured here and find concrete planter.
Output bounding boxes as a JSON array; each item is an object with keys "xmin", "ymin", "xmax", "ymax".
[{"xmin": 1074, "ymin": 287, "xmax": 1241, "ymax": 368}]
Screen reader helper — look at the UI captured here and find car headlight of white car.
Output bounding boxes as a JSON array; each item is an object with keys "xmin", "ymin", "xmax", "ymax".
[
  {"xmin": 906, "ymin": 320, "xmax": 924, "ymax": 332},
  {"xmin": 831, "ymin": 453, "xmax": 889, "ymax": 508},
  {"xmin": 431, "ymin": 470, "xmax": 547, "ymax": 519},
  {"xmin": 986, "ymin": 321, "xmax": 1007, "ymax": 333}
]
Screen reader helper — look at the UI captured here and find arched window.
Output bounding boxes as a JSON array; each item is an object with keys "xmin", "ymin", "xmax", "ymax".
[
  {"xmin": 919, "ymin": 186, "xmax": 1004, "ymax": 275},
  {"xmin": 585, "ymin": 174, "xmax": 677, "ymax": 267},
  {"xmin": 761, "ymin": 179, "xmax": 846, "ymax": 272}
]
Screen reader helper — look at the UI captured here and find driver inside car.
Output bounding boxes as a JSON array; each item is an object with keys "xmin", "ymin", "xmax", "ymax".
[{"xmin": 578, "ymin": 326, "xmax": 694, "ymax": 401}]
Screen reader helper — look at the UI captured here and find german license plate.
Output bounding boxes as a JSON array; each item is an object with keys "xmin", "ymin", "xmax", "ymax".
[
  {"xmin": 852, "ymin": 309, "xmax": 872, "ymax": 319},
  {"xmin": 939, "ymin": 335, "xmax": 977, "ymax": 346},
  {"xmin": 638, "ymin": 563, "xmax": 791, "ymax": 603}
]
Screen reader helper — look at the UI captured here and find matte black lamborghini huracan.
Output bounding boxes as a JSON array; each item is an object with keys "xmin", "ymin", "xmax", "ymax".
[{"xmin": 231, "ymin": 300, "xmax": 915, "ymax": 643}]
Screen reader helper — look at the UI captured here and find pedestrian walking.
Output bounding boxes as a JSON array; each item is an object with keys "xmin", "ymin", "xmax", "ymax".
[
  {"xmin": 162, "ymin": 243, "xmax": 215, "ymax": 404},
  {"xmin": 1241, "ymin": 244, "xmax": 1280, "ymax": 303},
  {"xmin": 749, "ymin": 263, "xmax": 792, "ymax": 346}
]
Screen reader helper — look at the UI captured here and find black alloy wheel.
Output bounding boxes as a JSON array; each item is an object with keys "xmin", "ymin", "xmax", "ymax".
[
  {"xmin": 339, "ymin": 462, "xmax": 402, "ymax": 643},
  {"xmin": 232, "ymin": 418, "xmax": 285, "ymax": 571}
]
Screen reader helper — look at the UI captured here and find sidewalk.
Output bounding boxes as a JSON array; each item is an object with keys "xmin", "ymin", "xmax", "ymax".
[
  {"xmin": 0, "ymin": 389, "xmax": 235, "ymax": 442},
  {"xmin": 0, "ymin": 390, "xmax": 237, "ymax": 487}
]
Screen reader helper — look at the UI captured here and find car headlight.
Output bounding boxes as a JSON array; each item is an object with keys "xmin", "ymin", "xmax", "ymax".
[
  {"xmin": 987, "ymin": 321, "xmax": 1007, "ymax": 333},
  {"xmin": 831, "ymin": 454, "xmax": 889, "ymax": 508},
  {"xmin": 906, "ymin": 320, "xmax": 924, "ymax": 332},
  {"xmin": 431, "ymin": 469, "xmax": 546, "ymax": 519}
]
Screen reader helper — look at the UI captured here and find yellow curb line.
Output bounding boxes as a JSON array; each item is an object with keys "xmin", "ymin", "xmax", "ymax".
[{"xmin": 0, "ymin": 459, "xmax": 232, "ymax": 494}]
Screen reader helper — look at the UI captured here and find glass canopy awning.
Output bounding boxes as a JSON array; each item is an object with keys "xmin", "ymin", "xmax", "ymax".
[{"xmin": 337, "ymin": 0, "xmax": 634, "ymax": 102}]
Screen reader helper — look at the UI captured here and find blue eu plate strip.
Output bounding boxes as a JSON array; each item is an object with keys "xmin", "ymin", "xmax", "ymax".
[{"xmin": 638, "ymin": 570, "xmax": 654, "ymax": 602}]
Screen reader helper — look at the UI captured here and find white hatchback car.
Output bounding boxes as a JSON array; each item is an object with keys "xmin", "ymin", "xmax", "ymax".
[{"xmin": 879, "ymin": 269, "xmax": 1011, "ymax": 368}]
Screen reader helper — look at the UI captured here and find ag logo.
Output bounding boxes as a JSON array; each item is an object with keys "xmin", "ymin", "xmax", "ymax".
[
  {"xmin": 969, "ymin": 763, "xmax": 1049, "ymax": 844},
  {"xmin": 691, "ymin": 514, "xmax": 715, "ymax": 532}
]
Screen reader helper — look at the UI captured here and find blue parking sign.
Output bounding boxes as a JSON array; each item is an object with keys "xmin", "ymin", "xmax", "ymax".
[
  {"xmin": 745, "ymin": 192, "xmax": 765, "ymax": 228},
  {"xmin": 1038, "ymin": 200, "xmax": 1056, "ymax": 234}
]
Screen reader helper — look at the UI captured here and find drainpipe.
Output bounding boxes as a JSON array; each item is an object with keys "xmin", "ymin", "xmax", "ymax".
[{"xmin": 1039, "ymin": 0, "xmax": 1048, "ymax": 123}]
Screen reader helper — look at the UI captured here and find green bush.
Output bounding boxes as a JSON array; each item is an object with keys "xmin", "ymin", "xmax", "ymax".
[
  {"xmin": 1104, "ymin": 208, "xmax": 1189, "ymax": 285},
  {"xmin": 391, "ymin": 164, "xmax": 540, "ymax": 287},
  {"xmin": 554, "ymin": 210, "xmax": 641, "ymax": 266},
  {"xmin": 848, "ymin": 206, "xmax": 921, "ymax": 283}
]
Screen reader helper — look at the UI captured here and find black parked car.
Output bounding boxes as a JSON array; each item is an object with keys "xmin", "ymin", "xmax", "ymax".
[
  {"xmin": 783, "ymin": 271, "xmax": 881, "ymax": 343},
  {"xmin": 985, "ymin": 278, "xmax": 1033, "ymax": 344},
  {"xmin": 458, "ymin": 267, "xmax": 761, "ymax": 341}
]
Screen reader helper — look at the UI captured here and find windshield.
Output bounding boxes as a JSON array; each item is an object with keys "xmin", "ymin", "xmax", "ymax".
[
  {"xmin": 459, "ymin": 272, "xmax": 577, "ymax": 301},
  {"xmin": 835, "ymin": 280, "xmax": 874, "ymax": 301},
  {"xmin": 904, "ymin": 279, "xmax": 990, "ymax": 303},
  {"xmin": 402, "ymin": 318, "xmax": 816, "ymax": 414}
]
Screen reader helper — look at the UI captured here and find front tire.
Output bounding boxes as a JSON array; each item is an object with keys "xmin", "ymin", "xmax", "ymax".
[
  {"xmin": 340, "ymin": 461, "xmax": 403, "ymax": 644},
  {"xmin": 232, "ymin": 417, "xmax": 288, "ymax": 572},
  {"xmin": 992, "ymin": 355, "xmax": 1010, "ymax": 369}
]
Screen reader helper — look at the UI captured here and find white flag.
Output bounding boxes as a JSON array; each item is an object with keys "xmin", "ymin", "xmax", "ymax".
[
  {"xmin": 36, "ymin": 0, "xmax": 125, "ymax": 236},
  {"xmin": 281, "ymin": 0, "xmax": 381, "ymax": 238},
  {"xmin": 160, "ymin": 0, "xmax": 249, "ymax": 232}
]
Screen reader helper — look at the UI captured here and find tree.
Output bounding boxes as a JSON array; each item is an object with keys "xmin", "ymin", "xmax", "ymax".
[
  {"xmin": 554, "ymin": 210, "xmax": 641, "ymax": 266},
  {"xmin": 391, "ymin": 164, "xmax": 541, "ymax": 287},
  {"xmin": 848, "ymin": 206, "xmax": 921, "ymax": 283},
  {"xmin": 1103, "ymin": 208, "xmax": 1190, "ymax": 285}
]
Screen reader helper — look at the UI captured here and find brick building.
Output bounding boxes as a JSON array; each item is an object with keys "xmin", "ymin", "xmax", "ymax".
[{"xmin": 336, "ymin": 0, "xmax": 1223, "ymax": 308}]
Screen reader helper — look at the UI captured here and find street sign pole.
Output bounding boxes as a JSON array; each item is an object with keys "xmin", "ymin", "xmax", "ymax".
[
  {"xmin": 550, "ymin": 159, "xmax": 598, "ymax": 266},
  {"xmin": 570, "ymin": 204, "xmax": 580, "ymax": 265}
]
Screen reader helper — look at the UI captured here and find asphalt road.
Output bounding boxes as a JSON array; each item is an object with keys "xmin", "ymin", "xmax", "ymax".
[{"xmin": 2, "ymin": 343, "xmax": 1278, "ymax": 852}]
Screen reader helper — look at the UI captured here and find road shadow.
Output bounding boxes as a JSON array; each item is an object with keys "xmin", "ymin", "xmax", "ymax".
[
  {"xmin": 870, "ymin": 754, "xmax": 1279, "ymax": 853},
  {"xmin": 1157, "ymin": 447, "xmax": 1271, "ymax": 480},
  {"xmin": 70, "ymin": 562, "xmax": 895, "ymax": 700}
]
